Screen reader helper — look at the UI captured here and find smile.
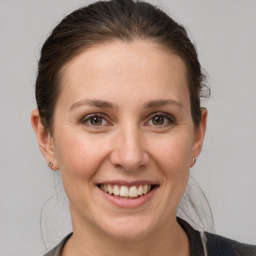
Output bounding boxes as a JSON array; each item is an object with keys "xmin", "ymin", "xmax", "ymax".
[{"xmin": 99, "ymin": 184, "xmax": 154, "ymax": 199}]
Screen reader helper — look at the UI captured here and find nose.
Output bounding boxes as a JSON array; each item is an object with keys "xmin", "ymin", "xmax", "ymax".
[{"xmin": 109, "ymin": 126, "xmax": 149, "ymax": 172}]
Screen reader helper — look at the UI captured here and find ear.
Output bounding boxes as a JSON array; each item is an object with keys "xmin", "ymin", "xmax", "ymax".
[
  {"xmin": 31, "ymin": 109, "xmax": 59, "ymax": 170},
  {"xmin": 191, "ymin": 108, "xmax": 208, "ymax": 164}
]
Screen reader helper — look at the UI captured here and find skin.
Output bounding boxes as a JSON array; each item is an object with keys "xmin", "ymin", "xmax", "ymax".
[{"xmin": 32, "ymin": 40, "xmax": 207, "ymax": 256}]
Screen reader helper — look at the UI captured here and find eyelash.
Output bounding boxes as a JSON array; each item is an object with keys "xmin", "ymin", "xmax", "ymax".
[
  {"xmin": 80, "ymin": 112, "xmax": 176, "ymax": 127},
  {"xmin": 145, "ymin": 112, "xmax": 176, "ymax": 127},
  {"xmin": 80, "ymin": 113, "xmax": 109, "ymax": 127}
]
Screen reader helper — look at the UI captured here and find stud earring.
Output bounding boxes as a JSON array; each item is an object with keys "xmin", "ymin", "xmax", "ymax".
[
  {"xmin": 48, "ymin": 162, "xmax": 53, "ymax": 167},
  {"xmin": 192, "ymin": 157, "xmax": 197, "ymax": 164}
]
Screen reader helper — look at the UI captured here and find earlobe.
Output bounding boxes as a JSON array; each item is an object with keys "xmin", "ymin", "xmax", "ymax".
[
  {"xmin": 31, "ymin": 109, "xmax": 59, "ymax": 170},
  {"xmin": 192, "ymin": 108, "xmax": 208, "ymax": 161},
  {"xmin": 190, "ymin": 157, "xmax": 197, "ymax": 168}
]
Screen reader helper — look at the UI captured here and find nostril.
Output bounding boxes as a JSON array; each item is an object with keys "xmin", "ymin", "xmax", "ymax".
[{"xmin": 109, "ymin": 147, "xmax": 149, "ymax": 172}]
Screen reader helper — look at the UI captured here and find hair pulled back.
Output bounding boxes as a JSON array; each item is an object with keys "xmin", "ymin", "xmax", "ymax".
[{"xmin": 36, "ymin": 0, "xmax": 209, "ymax": 133}]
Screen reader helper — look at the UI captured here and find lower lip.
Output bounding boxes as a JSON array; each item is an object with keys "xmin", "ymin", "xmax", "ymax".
[{"xmin": 98, "ymin": 187, "xmax": 157, "ymax": 208}]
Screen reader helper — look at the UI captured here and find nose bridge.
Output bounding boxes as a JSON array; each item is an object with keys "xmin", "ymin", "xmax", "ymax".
[{"xmin": 110, "ymin": 122, "xmax": 149, "ymax": 171}]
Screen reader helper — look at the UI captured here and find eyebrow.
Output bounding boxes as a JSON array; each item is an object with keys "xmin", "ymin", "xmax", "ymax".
[
  {"xmin": 144, "ymin": 99, "xmax": 183, "ymax": 109},
  {"xmin": 69, "ymin": 98, "xmax": 183, "ymax": 111},
  {"xmin": 69, "ymin": 99, "xmax": 116, "ymax": 111}
]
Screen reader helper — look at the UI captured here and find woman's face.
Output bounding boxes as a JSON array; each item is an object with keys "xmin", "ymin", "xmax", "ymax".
[{"xmin": 42, "ymin": 40, "xmax": 206, "ymax": 240}]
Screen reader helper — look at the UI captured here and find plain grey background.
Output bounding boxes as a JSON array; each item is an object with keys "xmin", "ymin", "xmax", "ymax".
[{"xmin": 0, "ymin": 0, "xmax": 256, "ymax": 255}]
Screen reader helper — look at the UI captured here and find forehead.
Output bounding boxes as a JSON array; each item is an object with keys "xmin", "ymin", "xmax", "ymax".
[{"xmin": 59, "ymin": 40, "xmax": 190, "ymax": 109}]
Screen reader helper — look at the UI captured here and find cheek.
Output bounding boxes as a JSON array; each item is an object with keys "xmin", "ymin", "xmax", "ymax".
[
  {"xmin": 150, "ymin": 132, "xmax": 193, "ymax": 173},
  {"xmin": 145, "ymin": 133, "xmax": 193, "ymax": 220},
  {"xmin": 53, "ymin": 132, "xmax": 111, "ymax": 210},
  {"xmin": 149, "ymin": 132, "xmax": 193, "ymax": 200},
  {"xmin": 54, "ymin": 131, "xmax": 109, "ymax": 181}
]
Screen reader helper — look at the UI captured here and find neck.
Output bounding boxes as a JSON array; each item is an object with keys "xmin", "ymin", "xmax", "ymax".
[{"xmin": 62, "ymin": 215, "xmax": 189, "ymax": 256}]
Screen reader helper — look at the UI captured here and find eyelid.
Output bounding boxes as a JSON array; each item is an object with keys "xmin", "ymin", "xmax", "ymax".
[
  {"xmin": 145, "ymin": 112, "xmax": 176, "ymax": 126},
  {"xmin": 80, "ymin": 113, "xmax": 111, "ymax": 126},
  {"xmin": 79, "ymin": 112, "xmax": 176, "ymax": 127}
]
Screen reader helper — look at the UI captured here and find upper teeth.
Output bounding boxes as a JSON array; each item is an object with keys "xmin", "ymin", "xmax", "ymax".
[{"xmin": 100, "ymin": 184, "xmax": 151, "ymax": 198}]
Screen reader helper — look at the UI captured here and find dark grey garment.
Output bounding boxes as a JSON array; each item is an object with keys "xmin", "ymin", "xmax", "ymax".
[
  {"xmin": 178, "ymin": 218, "xmax": 256, "ymax": 256},
  {"xmin": 44, "ymin": 234, "xmax": 72, "ymax": 256},
  {"xmin": 43, "ymin": 218, "xmax": 256, "ymax": 256}
]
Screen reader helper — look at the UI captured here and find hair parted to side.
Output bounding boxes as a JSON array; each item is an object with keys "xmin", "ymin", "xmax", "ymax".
[{"xmin": 36, "ymin": 0, "xmax": 210, "ymax": 134}]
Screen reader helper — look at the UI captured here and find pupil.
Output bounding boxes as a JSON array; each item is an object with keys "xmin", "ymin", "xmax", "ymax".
[
  {"xmin": 91, "ymin": 117, "xmax": 102, "ymax": 125},
  {"xmin": 153, "ymin": 116, "xmax": 164, "ymax": 125}
]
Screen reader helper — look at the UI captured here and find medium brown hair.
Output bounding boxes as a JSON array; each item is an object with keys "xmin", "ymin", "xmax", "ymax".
[{"xmin": 35, "ymin": 0, "xmax": 209, "ymax": 134}]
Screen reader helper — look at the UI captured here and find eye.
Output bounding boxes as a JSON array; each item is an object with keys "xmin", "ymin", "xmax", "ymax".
[
  {"xmin": 152, "ymin": 115, "xmax": 165, "ymax": 125},
  {"xmin": 146, "ymin": 113, "xmax": 175, "ymax": 127},
  {"xmin": 81, "ymin": 114, "xmax": 109, "ymax": 127}
]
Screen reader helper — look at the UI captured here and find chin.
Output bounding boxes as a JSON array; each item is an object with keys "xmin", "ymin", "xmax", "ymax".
[{"xmin": 98, "ymin": 215, "xmax": 158, "ymax": 242}]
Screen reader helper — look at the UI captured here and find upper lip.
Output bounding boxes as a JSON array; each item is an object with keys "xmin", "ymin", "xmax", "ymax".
[{"xmin": 97, "ymin": 180, "xmax": 159, "ymax": 186}]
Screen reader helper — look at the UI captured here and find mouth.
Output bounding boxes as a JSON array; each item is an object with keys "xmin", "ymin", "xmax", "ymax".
[{"xmin": 98, "ymin": 184, "xmax": 158, "ymax": 199}]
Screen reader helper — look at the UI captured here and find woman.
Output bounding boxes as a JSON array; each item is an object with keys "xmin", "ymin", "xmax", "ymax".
[{"xmin": 31, "ymin": 0, "xmax": 256, "ymax": 255}]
